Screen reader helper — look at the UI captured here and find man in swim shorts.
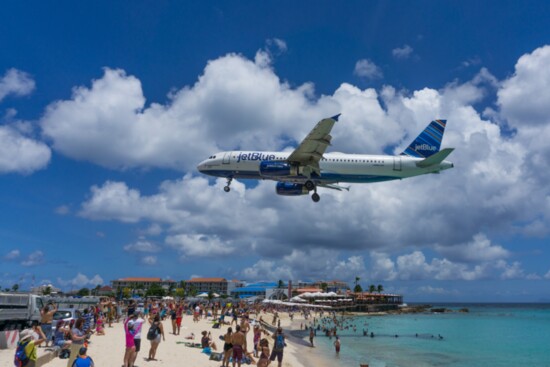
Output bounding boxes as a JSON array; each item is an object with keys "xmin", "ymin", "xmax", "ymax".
[{"xmin": 231, "ymin": 325, "xmax": 246, "ymax": 367}]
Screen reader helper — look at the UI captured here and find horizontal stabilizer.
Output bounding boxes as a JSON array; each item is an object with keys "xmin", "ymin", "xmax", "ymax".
[{"xmin": 416, "ymin": 148, "xmax": 454, "ymax": 168}]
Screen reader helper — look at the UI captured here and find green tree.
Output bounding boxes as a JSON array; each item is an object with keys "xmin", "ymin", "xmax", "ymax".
[
  {"xmin": 92, "ymin": 284, "xmax": 101, "ymax": 296},
  {"xmin": 135, "ymin": 283, "xmax": 145, "ymax": 296},
  {"xmin": 42, "ymin": 286, "xmax": 52, "ymax": 295},
  {"xmin": 353, "ymin": 284, "xmax": 363, "ymax": 293},
  {"xmin": 77, "ymin": 287, "xmax": 90, "ymax": 296},
  {"xmin": 146, "ymin": 283, "xmax": 165, "ymax": 297},
  {"xmin": 277, "ymin": 279, "xmax": 284, "ymax": 288},
  {"xmin": 377, "ymin": 284, "xmax": 384, "ymax": 294},
  {"xmin": 122, "ymin": 287, "xmax": 132, "ymax": 299},
  {"xmin": 11, "ymin": 284, "xmax": 19, "ymax": 292},
  {"xmin": 320, "ymin": 282, "xmax": 328, "ymax": 292},
  {"xmin": 369, "ymin": 284, "xmax": 376, "ymax": 293},
  {"xmin": 168, "ymin": 282, "xmax": 176, "ymax": 296},
  {"xmin": 207, "ymin": 290, "xmax": 214, "ymax": 301},
  {"xmin": 175, "ymin": 288, "xmax": 185, "ymax": 298},
  {"xmin": 354, "ymin": 276, "xmax": 360, "ymax": 289},
  {"xmin": 188, "ymin": 285, "xmax": 198, "ymax": 297}
]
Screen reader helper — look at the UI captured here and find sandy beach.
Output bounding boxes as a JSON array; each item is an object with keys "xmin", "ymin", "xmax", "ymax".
[{"xmin": 0, "ymin": 311, "xmax": 334, "ymax": 367}]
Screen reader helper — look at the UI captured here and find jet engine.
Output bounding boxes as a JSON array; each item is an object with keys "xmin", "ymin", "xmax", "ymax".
[
  {"xmin": 259, "ymin": 161, "xmax": 300, "ymax": 177},
  {"xmin": 275, "ymin": 182, "xmax": 309, "ymax": 196}
]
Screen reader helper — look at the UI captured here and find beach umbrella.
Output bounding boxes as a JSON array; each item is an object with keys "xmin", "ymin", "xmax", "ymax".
[
  {"xmin": 197, "ymin": 292, "xmax": 208, "ymax": 298},
  {"xmin": 212, "ymin": 293, "xmax": 220, "ymax": 298}
]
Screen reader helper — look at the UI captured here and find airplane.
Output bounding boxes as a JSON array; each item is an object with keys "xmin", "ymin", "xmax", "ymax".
[{"xmin": 197, "ymin": 115, "xmax": 454, "ymax": 202}]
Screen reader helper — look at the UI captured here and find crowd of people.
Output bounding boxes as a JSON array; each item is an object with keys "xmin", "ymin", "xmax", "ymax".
[{"xmin": 14, "ymin": 297, "xmax": 340, "ymax": 367}]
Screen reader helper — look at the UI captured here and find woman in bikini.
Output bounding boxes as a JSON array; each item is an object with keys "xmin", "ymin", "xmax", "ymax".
[{"xmin": 221, "ymin": 327, "xmax": 233, "ymax": 367}]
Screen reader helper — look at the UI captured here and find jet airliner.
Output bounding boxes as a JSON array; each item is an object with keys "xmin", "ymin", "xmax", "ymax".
[{"xmin": 197, "ymin": 115, "xmax": 454, "ymax": 202}]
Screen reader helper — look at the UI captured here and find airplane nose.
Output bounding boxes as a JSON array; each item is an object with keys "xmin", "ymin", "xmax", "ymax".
[{"xmin": 197, "ymin": 162, "xmax": 205, "ymax": 172}]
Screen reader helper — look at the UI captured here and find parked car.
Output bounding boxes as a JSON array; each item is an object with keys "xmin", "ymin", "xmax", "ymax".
[{"xmin": 52, "ymin": 308, "xmax": 81, "ymax": 330}]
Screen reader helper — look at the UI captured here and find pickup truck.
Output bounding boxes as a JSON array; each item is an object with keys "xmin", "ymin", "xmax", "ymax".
[{"xmin": 0, "ymin": 292, "xmax": 44, "ymax": 330}]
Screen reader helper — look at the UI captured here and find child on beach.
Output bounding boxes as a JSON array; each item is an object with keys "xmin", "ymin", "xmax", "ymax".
[
  {"xmin": 257, "ymin": 338, "xmax": 270, "ymax": 367},
  {"xmin": 95, "ymin": 313, "xmax": 105, "ymax": 336}
]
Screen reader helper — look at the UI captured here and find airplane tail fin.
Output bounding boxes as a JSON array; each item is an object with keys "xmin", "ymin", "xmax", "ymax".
[{"xmin": 401, "ymin": 119, "xmax": 447, "ymax": 158}]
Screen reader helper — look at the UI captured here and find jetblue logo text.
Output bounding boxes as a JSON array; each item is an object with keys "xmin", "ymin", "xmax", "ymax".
[
  {"xmin": 237, "ymin": 152, "xmax": 277, "ymax": 163},
  {"xmin": 415, "ymin": 144, "xmax": 437, "ymax": 152}
]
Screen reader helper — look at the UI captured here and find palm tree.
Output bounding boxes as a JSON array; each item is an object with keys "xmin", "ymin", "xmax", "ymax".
[
  {"xmin": 277, "ymin": 279, "xmax": 284, "ymax": 288},
  {"xmin": 320, "ymin": 282, "xmax": 328, "ymax": 292},
  {"xmin": 377, "ymin": 284, "xmax": 384, "ymax": 294},
  {"xmin": 354, "ymin": 276, "xmax": 360, "ymax": 288},
  {"xmin": 12, "ymin": 284, "xmax": 19, "ymax": 292},
  {"xmin": 369, "ymin": 284, "xmax": 376, "ymax": 293}
]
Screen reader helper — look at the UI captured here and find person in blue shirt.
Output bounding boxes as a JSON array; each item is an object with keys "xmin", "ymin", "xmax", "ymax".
[{"xmin": 72, "ymin": 347, "xmax": 94, "ymax": 367}]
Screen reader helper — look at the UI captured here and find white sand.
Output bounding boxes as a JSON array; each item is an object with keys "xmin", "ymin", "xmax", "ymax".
[{"xmin": 0, "ymin": 312, "xmax": 308, "ymax": 367}]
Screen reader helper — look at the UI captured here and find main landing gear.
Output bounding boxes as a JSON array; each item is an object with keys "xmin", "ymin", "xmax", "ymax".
[
  {"xmin": 224, "ymin": 177, "xmax": 232, "ymax": 192},
  {"xmin": 305, "ymin": 180, "xmax": 320, "ymax": 203}
]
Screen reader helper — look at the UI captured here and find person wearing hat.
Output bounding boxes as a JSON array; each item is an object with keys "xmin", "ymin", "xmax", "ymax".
[
  {"xmin": 71, "ymin": 347, "xmax": 94, "ymax": 367},
  {"xmin": 15, "ymin": 329, "xmax": 37, "ymax": 366}
]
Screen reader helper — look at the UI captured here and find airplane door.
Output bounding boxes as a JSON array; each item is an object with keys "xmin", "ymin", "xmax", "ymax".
[
  {"xmin": 223, "ymin": 152, "xmax": 232, "ymax": 164},
  {"xmin": 393, "ymin": 157, "xmax": 402, "ymax": 171}
]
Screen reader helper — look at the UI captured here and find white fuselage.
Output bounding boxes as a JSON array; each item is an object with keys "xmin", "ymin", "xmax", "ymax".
[{"xmin": 197, "ymin": 151, "xmax": 454, "ymax": 184}]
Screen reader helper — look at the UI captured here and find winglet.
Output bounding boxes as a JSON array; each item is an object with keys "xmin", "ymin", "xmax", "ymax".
[{"xmin": 330, "ymin": 114, "xmax": 341, "ymax": 121}]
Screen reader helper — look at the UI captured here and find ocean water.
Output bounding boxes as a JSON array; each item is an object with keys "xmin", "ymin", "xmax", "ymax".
[{"xmin": 312, "ymin": 304, "xmax": 550, "ymax": 367}]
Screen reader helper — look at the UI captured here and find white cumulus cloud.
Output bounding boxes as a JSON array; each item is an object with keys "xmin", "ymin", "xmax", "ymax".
[
  {"xmin": 3, "ymin": 249, "xmax": 20, "ymax": 260},
  {"xmin": 123, "ymin": 239, "xmax": 161, "ymax": 253},
  {"xmin": 354, "ymin": 59, "xmax": 383, "ymax": 79},
  {"xmin": 0, "ymin": 68, "xmax": 35, "ymax": 102},
  {"xmin": 392, "ymin": 45, "xmax": 414, "ymax": 59},
  {"xmin": 21, "ymin": 251, "xmax": 44, "ymax": 267},
  {"xmin": 57, "ymin": 273, "xmax": 104, "ymax": 288},
  {"xmin": 0, "ymin": 125, "xmax": 51, "ymax": 174}
]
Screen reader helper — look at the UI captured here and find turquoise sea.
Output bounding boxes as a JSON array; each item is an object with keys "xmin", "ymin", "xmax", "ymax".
[{"xmin": 312, "ymin": 304, "xmax": 550, "ymax": 367}]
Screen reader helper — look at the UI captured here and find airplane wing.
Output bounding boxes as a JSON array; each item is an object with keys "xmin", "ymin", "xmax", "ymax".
[{"xmin": 286, "ymin": 114, "xmax": 340, "ymax": 176}]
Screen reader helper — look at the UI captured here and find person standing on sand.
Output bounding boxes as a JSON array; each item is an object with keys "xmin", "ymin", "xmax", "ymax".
[
  {"xmin": 270, "ymin": 327, "xmax": 286, "ymax": 367},
  {"xmin": 130, "ymin": 312, "xmax": 145, "ymax": 367},
  {"xmin": 123, "ymin": 315, "xmax": 136, "ymax": 367},
  {"xmin": 309, "ymin": 327, "xmax": 315, "ymax": 347},
  {"xmin": 334, "ymin": 336, "xmax": 341, "ymax": 354},
  {"xmin": 221, "ymin": 327, "xmax": 233, "ymax": 367},
  {"xmin": 240, "ymin": 314, "xmax": 250, "ymax": 351},
  {"xmin": 67, "ymin": 318, "xmax": 89, "ymax": 367},
  {"xmin": 175, "ymin": 303, "xmax": 183, "ymax": 335},
  {"xmin": 231, "ymin": 325, "xmax": 246, "ymax": 367},
  {"xmin": 40, "ymin": 301, "xmax": 57, "ymax": 347},
  {"xmin": 147, "ymin": 314, "xmax": 164, "ymax": 361}
]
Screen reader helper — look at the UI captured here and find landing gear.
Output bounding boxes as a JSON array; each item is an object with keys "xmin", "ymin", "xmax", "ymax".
[
  {"xmin": 224, "ymin": 177, "xmax": 233, "ymax": 192},
  {"xmin": 305, "ymin": 180, "xmax": 315, "ymax": 191},
  {"xmin": 311, "ymin": 192, "xmax": 320, "ymax": 202}
]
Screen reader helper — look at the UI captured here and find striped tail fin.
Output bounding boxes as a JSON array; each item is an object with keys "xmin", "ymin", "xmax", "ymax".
[{"xmin": 401, "ymin": 119, "xmax": 447, "ymax": 158}]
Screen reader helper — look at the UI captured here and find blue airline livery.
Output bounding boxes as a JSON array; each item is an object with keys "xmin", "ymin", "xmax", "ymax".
[{"xmin": 197, "ymin": 115, "xmax": 454, "ymax": 202}]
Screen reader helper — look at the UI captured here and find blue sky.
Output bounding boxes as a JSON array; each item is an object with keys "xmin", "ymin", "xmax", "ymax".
[{"xmin": 1, "ymin": 1, "xmax": 550, "ymax": 302}]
